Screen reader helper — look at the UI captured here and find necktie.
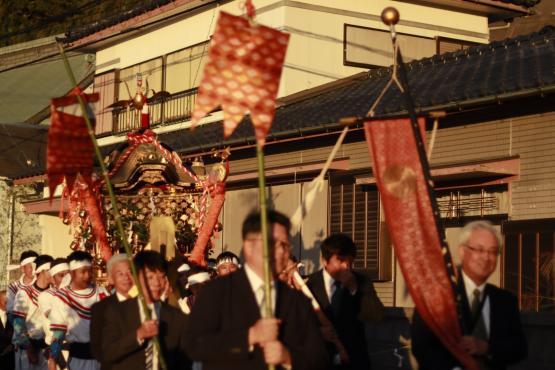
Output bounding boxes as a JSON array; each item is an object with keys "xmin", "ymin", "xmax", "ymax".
[
  {"xmin": 471, "ymin": 289, "xmax": 481, "ymax": 317},
  {"xmin": 331, "ymin": 281, "xmax": 342, "ymax": 315},
  {"xmin": 145, "ymin": 304, "xmax": 158, "ymax": 370},
  {"xmin": 471, "ymin": 289, "xmax": 488, "ymax": 340},
  {"xmin": 145, "ymin": 339, "xmax": 154, "ymax": 370},
  {"xmin": 257, "ymin": 285, "xmax": 266, "ymax": 317}
]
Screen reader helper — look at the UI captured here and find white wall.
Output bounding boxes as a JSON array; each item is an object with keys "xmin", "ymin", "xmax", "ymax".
[{"xmin": 95, "ymin": 0, "xmax": 489, "ymax": 97}]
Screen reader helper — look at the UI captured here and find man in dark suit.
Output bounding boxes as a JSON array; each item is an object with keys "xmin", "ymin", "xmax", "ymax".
[
  {"xmin": 101, "ymin": 251, "xmax": 190, "ymax": 370},
  {"xmin": 0, "ymin": 290, "xmax": 15, "ymax": 370},
  {"xmin": 307, "ymin": 233, "xmax": 384, "ymax": 370},
  {"xmin": 184, "ymin": 210, "xmax": 330, "ymax": 370},
  {"xmin": 411, "ymin": 220, "xmax": 527, "ymax": 370},
  {"xmin": 91, "ymin": 254, "xmax": 134, "ymax": 369}
]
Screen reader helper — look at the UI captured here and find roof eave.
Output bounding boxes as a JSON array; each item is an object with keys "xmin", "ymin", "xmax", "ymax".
[
  {"xmin": 62, "ymin": 0, "xmax": 222, "ymax": 52},
  {"xmin": 397, "ymin": 0, "xmax": 532, "ymax": 22}
]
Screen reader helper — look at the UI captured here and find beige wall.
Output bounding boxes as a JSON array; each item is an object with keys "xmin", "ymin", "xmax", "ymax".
[
  {"xmin": 95, "ymin": 0, "xmax": 489, "ymax": 97},
  {"xmin": 219, "ymin": 181, "xmax": 327, "ymax": 273},
  {"xmin": 39, "ymin": 215, "xmax": 73, "ymax": 258}
]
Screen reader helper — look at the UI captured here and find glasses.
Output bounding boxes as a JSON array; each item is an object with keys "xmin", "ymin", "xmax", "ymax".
[{"xmin": 464, "ymin": 244, "xmax": 500, "ymax": 257}]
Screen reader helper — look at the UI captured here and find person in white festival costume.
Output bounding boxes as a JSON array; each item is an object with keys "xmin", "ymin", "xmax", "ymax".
[
  {"xmin": 7, "ymin": 250, "xmax": 39, "ymax": 324},
  {"xmin": 12, "ymin": 254, "xmax": 54, "ymax": 370},
  {"xmin": 36, "ymin": 258, "xmax": 70, "ymax": 370},
  {"xmin": 48, "ymin": 251, "xmax": 109, "ymax": 370}
]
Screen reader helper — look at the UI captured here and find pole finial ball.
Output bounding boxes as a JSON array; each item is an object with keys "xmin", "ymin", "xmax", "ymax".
[{"xmin": 381, "ymin": 7, "xmax": 400, "ymax": 26}]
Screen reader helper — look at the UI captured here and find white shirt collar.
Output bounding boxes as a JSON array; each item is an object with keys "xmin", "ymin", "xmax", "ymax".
[
  {"xmin": 462, "ymin": 270, "xmax": 486, "ymax": 302},
  {"xmin": 116, "ymin": 292, "xmax": 129, "ymax": 302},
  {"xmin": 244, "ymin": 263, "xmax": 276, "ymax": 314},
  {"xmin": 244, "ymin": 263, "xmax": 266, "ymax": 293},
  {"xmin": 0, "ymin": 308, "xmax": 6, "ymax": 326}
]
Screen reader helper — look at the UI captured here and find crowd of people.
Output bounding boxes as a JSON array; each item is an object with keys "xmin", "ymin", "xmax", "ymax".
[{"xmin": 0, "ymin": 210, "xmax": 527, "ymax": 370}]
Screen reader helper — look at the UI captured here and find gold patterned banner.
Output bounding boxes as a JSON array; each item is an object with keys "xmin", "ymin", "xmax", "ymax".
[{"xmin": 191, "ymin": 11, "xmax": 289, "ymax": 147}]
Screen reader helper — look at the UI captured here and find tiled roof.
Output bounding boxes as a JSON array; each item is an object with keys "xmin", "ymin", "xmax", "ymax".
[
  {"xmin": 146, "ymin": 26, "xmax": 555, "ymax": 156},
  {"xmin": 62, "ymin": 0, "xmax": 174, "ymax": 43}
]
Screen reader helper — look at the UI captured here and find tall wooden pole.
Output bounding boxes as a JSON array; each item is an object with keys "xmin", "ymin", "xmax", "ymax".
[{"xmin": 57, "ymin": 43, "xmax": 167, "ymax": 370}]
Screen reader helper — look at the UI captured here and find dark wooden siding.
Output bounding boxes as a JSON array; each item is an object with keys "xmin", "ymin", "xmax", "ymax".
[{"xmin": 329, "ymin": 177, "xmax": 380, "ymax": 279}]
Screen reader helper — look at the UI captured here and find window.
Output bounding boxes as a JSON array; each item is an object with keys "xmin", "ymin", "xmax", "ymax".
[
  {"xmin": 93, "ymin": 70, "xmax": 117, "ymax": 135},
  {"xmin": 165, "ymin": 42, "xmax": 209, "ymax": 94},
  {"xmin": 436, "ymin": 185, "xmax": 509, "ymax": 220},
  {"xmin": 343, "ymin": 24, "xmax": 436, "ymax": 69},
  {"xmin": 436, "ymin": 36, "xmax": 477, "ymax": 55},
  {"xmin": 503, "ymin": 219, "xmax": 555, "ymax": 313},
  {"xmin": 329, "ymin": 173, "xmax": 385, "ymax": 279},
  {"xmin": 117, "ymin": 57, "xmax": 163, "ymax": 98}
]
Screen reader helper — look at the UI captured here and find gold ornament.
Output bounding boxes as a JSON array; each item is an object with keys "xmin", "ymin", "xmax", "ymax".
[{"xmin": 381, "ymin": 7, "xmax": 400, "ymax": 26}]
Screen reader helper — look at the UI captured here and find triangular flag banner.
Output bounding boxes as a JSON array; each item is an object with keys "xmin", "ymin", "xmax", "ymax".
[
  {"xmin": 364, "ymin": 118, "xmax": 477, "ymax": 370},
  {"xmin": 191, "ymin": 11, "xmax": 290, "ymax": 147},
  {"xmin": 48, "ymin": 88, "xmax": 98, "ymax": 199}
]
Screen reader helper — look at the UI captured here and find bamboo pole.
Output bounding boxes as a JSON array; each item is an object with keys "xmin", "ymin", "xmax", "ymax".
[
  {"xmin": 56, "ymin": 42, "xmax": 167, "ymax": 370},
  {"xmin": 256, "ymin": 142, "xmax": 275, "ymax": 370}
]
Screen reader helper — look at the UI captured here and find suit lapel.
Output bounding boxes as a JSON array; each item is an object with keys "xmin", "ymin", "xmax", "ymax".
[
  {"xmin": 122, "ymin": 298, "xmax": 142, "ymax": 331},
  {"xmin": 235, "ymin": 270, "xmax": 262, "ymax": 324},
  {"xmin": 457, "ymin": 270, "xmax": 473, "ymax": 334}
]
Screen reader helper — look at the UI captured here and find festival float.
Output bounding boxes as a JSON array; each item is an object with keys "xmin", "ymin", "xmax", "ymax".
[{"xmin": 48, "ymin": 77, "xmax": 228, "ymax": 272}]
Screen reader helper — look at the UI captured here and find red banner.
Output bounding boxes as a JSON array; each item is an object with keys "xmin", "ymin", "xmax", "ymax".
[
  {"xmin": 48, "ymin": 88, "xmax": 98, "ymax": 198},
  {"xmin": 364, "ymin": 118, "xmax": 476, "ymax": 370},
  {"xmin": 191, "ymin": 11, "xmax": 289, "ymax": 147}
]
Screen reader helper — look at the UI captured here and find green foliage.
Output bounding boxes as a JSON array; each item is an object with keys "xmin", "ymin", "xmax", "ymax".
[{"xmin": 0, "ymin": 0, "xmax": 164, "ymax": 47}]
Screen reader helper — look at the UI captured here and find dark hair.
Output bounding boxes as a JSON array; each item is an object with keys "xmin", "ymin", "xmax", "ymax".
[
  {"xmin": 134, "ymin": 250, "xmax": 167, "ymax": 273},
  {"xmin": 35, "ymin": 254, "xmax": 54, "ymax": 269},
  {"xmin": 67, "ymin": 251, "xmax": 93, "ymax": 263},
  {"xmin": 242, "ymin": 210, "xmax": 291, "ymax": 239},
  {"xmin": 321, "ymin": 233, "xmax": 357, "ymax": 261},
  {"xmin": 51, "ymin": 257, "xmax": 68, "ymax": 268},
  {"xmin": 19, "ymin": 250, "xmax": 38, "ymax": 262},
  {"xmin": 216, "ymin": 251, "xmax": 240, "ymax": 265}
]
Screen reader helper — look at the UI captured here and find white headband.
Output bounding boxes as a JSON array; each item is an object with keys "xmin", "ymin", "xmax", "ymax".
[
  {"xmin": 177, "ymin": 263, "xmax": 191, "ymax": 273},
  {"xmin": 50, "ymin": 263, "xmax": 69, "ymax": 276},
  {"xmin": 186, "ymin": 272, "xmax": 211, "ymax": 289},
  {"xmin": 69, "ymin": 260, "xmax": 92, "ymax": 271},
  {"xmin": 35, "ymin": 262, "xmax": 51, "ymax": 274},
  {"xmin": 216, "ymin": 256, "xmax": 240, "ymax": 268},
  {"xmin": 20, "ymin": 256, "xmax": 36, "ymax": 267}
]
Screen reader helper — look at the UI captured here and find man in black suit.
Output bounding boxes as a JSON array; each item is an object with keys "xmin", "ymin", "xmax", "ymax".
[
  {"xmin": 91, "ymin": 254, "xmax": 133, "ymax": 369},
  {"xmin": 101, "ymin": 251, "xmax": 190, "ymax": 370},
  {"xmin": 184, "ymin": 210, "xmax": 330, "ymax": 370},
  {"xmin": 307, "ymin": 233, "xmax": 384, "ymax": 370},
  {"xmin": 0, "ymin": 290, "xmax": 15, "ymax": 370},
  {"xmin": 411, "ymin": 220, "xmax": 527, "ymax": 370}
]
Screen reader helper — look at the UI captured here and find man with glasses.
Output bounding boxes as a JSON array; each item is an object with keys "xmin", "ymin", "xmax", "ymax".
[
  {"xmin": 411, "ymin": 220, "xmax": 527, "ymax": 370},
  {"xmin": 184, "ymin": 210, "xmax": 329, "ymax": 370}
]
